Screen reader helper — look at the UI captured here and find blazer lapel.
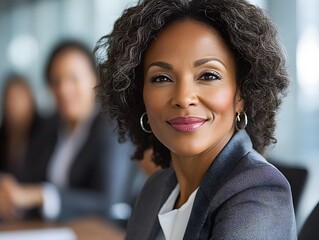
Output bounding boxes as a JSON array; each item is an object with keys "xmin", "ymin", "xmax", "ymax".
[
  {"xmin": 147, "ymin": 169, "xmax": 178, "ymax": 240},
  {"xmin": 183, "ymin": 130, "xmax": 252, "ymax": 240}
]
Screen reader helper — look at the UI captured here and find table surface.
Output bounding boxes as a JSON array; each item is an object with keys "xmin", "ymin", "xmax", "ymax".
[{"xmin": 0, "ymin": 216, "xmax": 125, "ymax": 240}]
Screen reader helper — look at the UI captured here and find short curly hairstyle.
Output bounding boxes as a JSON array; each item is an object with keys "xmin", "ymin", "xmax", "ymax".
[{"xmin": 95, "ymin": 0, "xmax": 289, "ymax": 168}]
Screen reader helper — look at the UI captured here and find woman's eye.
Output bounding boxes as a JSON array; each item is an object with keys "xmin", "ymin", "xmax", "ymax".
[
  {"xmin": 150, "ymin": 75, "xmax": 172, "ymax": 83},
  {"xmin": 199, "ymin": 71, "xmax": 221, "ymax": 81}
]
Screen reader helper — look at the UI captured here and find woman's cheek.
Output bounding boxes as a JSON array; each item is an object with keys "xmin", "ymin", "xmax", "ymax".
[{"xmin": 202, "ymin": 87, "xmax": 236, "ymax": 113}]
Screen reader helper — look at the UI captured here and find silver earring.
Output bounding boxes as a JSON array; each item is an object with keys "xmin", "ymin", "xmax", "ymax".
[
  {"xmin": 235, "ymin": 111, "xmax": 248, "ymax": 130},
  {"xmin": 140, "ymin": 112, "xmax": 152, "ymax": 133}
]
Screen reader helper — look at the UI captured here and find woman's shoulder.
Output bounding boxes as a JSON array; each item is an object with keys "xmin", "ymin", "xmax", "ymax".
[
  {"xmin": 240, "ymin": 149, "xmax": 290, "ymax": 188},
  {"xmin": 206, "ymin": 151, "xmax": 297, "ymax": 239},
  {"xmin": 212, "ymin": 149, "xmax": 292, "ymax": 204}
]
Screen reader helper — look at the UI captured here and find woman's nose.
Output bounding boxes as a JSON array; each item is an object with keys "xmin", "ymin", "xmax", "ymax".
[{"xmin": 171, "ymin": 80, "xmax": 198, "ymax": 108}]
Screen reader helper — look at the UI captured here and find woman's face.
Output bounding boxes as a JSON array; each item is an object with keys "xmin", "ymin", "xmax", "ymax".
[
  {"xmin": 49, "ymin": 49, "xmax": 96, "ymax": 123},
  {"xmin": 4, "ymin": 82, "xmax": 34, "ymax": 125},
  {"xmin": 143, "ymin": 19, "xmax": 244, "ymax": 158}
]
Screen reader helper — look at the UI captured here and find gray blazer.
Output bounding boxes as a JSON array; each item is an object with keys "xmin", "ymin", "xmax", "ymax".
[{"xmin": 126, "ymin": 130, "xmax": 297, "ymax": 240}]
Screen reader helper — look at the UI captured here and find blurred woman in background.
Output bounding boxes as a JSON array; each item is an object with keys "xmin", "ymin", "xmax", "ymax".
[
  {"xmin": 0, "ymin": 75, "xmax": 40, "ymax": 180},
  {"xmin": 0, "ymin": 41, "xmax": 139, "ymax": 224}
]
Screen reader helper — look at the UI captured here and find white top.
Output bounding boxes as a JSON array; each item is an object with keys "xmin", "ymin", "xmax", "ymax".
[{"xmin": 158, "ymin": 184, "xmax": 199, "ymax": 240}]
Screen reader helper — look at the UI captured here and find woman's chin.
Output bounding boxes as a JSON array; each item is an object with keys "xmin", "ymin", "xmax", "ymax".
[{"xmin": 169, "ymin": 145, "xmax": 206, "ymax": 159}]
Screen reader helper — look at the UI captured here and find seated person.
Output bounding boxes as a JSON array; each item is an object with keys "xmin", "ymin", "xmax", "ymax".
[
  {"xmin": 0, "ymin": 41, "xmax": 140, "ymax": 223},
  {"xmin": 0, "ymin": 74, "xmax": 41, "ymax": 180},
  {"xmin": 137, "ymin": 148, "xmax": 161, "ymax": 176}
]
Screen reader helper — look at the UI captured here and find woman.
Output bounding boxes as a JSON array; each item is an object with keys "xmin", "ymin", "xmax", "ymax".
[
  {"xmin": 95, "ymin": 0, "xmax": 297, "ymax": 239},
  {"xmin": 0, "ymin": 41, "xmax": 137, "ymax": 223},
  {"xmin": 0, "ymin": 75, "xmax": 40, "ymax": 180}
]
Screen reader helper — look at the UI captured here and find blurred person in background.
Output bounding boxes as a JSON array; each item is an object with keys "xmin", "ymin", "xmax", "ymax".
[
  {"xmin": 132, "ymin": 136, "xmax": 161, "ymax": 177},
  {"xmin": 0, "ymin": 40, "xmax": 140, "ymax": 224},
  {"xmin": 0, "ymin": 75, "xmax": 41, "ymax": 180},
  {"xmin": 137, "ymin": 148, "xmax": 161, "ymax": 176},
  {"xmin": 128, "ymin": 147, "xmax": 161, "ymax": 211}
]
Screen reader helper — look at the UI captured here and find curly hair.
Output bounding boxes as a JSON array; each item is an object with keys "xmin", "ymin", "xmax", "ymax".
[{"xmin": 95, "ymin": 0, "xmax": 289, "ymax": 168}]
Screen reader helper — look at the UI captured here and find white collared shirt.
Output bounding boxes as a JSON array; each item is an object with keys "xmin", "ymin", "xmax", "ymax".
[{"xmin": 158, "ymin": 184, "xmax": 199, "ymax": 240}]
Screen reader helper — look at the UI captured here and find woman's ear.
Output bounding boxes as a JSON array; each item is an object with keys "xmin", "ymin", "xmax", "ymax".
[{"xmin": 235, "ymin": 89, "xmax": 245, "ymax": 112}]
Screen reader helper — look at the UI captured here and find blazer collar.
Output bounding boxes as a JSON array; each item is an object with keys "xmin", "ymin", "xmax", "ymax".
[
  {"xmin": 183, "ymin": 130, "xmax": 253, "ymax": 239},
  {"xmin": 148, "ymin": 168, "xmax": 178, "ymax": 239}
]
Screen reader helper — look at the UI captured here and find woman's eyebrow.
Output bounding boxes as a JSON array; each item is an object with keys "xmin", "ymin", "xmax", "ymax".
[
  {"xmin": 146, "ymin": 57, "xmax": 226, "ymax": 71},
  {"xmin": 147, "ymin": 61, "xmax": 173, "ymax": 71},
  {"xmin": 194, "ymin": 57, "xmax": 226, "ymax": 68}
]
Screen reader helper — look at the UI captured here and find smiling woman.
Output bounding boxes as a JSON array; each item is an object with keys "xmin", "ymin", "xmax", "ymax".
[
  {"xmin": 95, "ymin": 0, "xmax": 297, "ymax": 239},
  {"xmin": 143, "ymin": 19, "xmax": 241, "ymax": 164}
]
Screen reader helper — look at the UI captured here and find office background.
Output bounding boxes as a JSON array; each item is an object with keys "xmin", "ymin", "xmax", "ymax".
[{"xmin": 0, "ymin": 0, "xmax": 318, "ymax": 231}]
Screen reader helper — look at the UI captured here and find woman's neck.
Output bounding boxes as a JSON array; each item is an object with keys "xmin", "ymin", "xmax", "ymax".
[
  {"xmin": 65, "ymin": 120, "xmax": 78, "ymax": 133},
  {"xmin": 64, "ymin": 106, "xmax": 95, "ymax": 133},
  {"xmin": 171, "ymin": 150, "xmax": 215, "ymax": 209},
  {"xmin": 6, "ymin": 118, "xmax": 32, "ymax": 138},
  {"xmin": 171, "ymin": 131, "xmax": 234, "ymax": 209}
]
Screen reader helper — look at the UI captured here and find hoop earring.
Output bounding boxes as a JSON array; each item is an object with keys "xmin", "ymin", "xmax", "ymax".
[
  {"xmin": 140, "ymin": 112, "xmax": 152, "ymax": 133},
  {"xmin": 235, "ymin": 111, "xmax": 248, "ymax": 130}
]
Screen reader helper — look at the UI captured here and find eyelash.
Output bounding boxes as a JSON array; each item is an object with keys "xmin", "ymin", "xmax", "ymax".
[
  {"xmin": 150, "ymin": 74, "xmax": 172, "ymax": 83},
  {"xmin": 198, "ymin": 70, "xmax": 221, "ymax": 81},
  {"xmin": 149, "ymin": 70, "xmax": 222, "ymax": 83}
]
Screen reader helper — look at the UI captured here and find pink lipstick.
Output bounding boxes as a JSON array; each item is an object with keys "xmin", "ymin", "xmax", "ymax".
[{"xmin": 168, "ymin": 117, "xmax": 206, "ymax": 132}]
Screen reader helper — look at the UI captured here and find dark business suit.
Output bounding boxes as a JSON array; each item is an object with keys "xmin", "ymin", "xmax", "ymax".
[
  {"xmin": 23, "ymin": 111, "xmax": 139, "ymax": 221},
  {"xmin": 0, "ymin": 114, "xmax": 42, "ymax": 181},
  {"xmin": 126, "ymin": 130, "xmax": 297, "ymax": 239}
]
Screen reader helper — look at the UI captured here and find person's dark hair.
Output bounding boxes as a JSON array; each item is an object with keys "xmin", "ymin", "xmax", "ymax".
[
  {"xmin": 95, "ymin": 0, "xmax": 289, "ymax": 168},
  {"xmin": 45, "ymin": 40, "xmax": 96, "ymax": 84},
  {"xmin": 0, "ymin": 74, "xmax": 38, "ymax": 168}
]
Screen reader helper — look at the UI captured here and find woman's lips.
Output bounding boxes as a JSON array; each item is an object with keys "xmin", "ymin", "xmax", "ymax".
[{"xmin": 167, "ymin": 117, "xmax": 206, "ymax": 132}]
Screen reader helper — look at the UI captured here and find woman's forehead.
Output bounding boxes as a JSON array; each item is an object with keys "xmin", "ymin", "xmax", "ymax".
[{"xmin": 143, "ymin": 18, "xmax": 235, "ymax": 69}]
